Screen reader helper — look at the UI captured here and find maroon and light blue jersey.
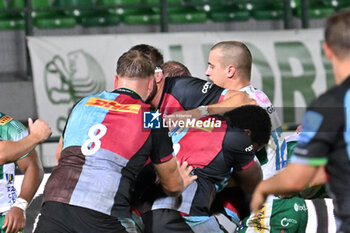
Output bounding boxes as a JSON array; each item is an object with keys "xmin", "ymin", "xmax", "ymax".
[
  {"xmin": 151, "ymin": 116, "xmax": 255, "ymax": 216},
  {"xmin": 43, "ymin": 88, "xmax": 173, "ymax": 218},
  {"xmin": 143, "ymin": 77, "xmax": 253, "ymax": 216}
]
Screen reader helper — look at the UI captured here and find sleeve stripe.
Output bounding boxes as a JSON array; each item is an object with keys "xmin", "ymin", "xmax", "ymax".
[
  {"xmin": 218, "ymin": 89, "xmax": 230, "ymax": 102},
  {"xmin": 242, "ymin": 160, "xmax": 255, "ymax": 170},
  {"xmin": 290, "ymin": 155, "xmax": 328, "ymax": 166},
  {"xmin": 17, "ymin": 152, "xmax": 30, "ymax": 161},
  {"xmin": 160, "ymin": 154, "xmax": 173, "ymax": 163}
]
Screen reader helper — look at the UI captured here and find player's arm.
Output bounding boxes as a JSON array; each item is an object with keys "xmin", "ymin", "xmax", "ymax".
[
  {"xmin": 165, "ymin": 78, "xmax": 256, "ymax": 120},
  {"xmin": 2, "ymin": 149, "xmax": 44, "ymax": 233},
  {"xmin": 154, "ymin": 158, "xmax": 197, "ymax": 196},
  {"xmin": 184, "ymin": 89, "xmax": 256, "ymax": 117},
  {"xmin": 308, "ymin": 165, "xmax": 327, "ymax": 187},
  {"xmin": 250, "ymin": 163, "xmax": 318, "ymax": 212},
  {"xmin": 0, "ymin": 118, "xmax": 51, "ymax": 165},
  {"xmin": 232, "ymin": 161, "xmax": 263, "ymax": 195},
  {"xmin": 170, "ymin": 90, "xmax": 256, "ymax": 121},
  {"xmin": 164, "ymin": 91, "xmax": 255, "ymax": 133},
  {"xmin": 151, "ymin": 124, "xmax": 197, "ymax": 196},
  {"xmin": 55, "ymin": 137, "xmax": 63, "ymax": 164},
  {"xmin": 207, "ymin": 90, "xmax": 257, "ymax": 115}
]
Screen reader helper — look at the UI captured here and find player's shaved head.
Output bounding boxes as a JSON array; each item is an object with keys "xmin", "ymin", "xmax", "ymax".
[{"xmin": 211, "ymin": 41, "xmax": 252, "ymax": 81}]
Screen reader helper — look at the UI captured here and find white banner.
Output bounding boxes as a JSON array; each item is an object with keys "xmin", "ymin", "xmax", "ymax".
[{"xmin": 28, "ymin": 30, "xmax": 332, "ymax": 166}]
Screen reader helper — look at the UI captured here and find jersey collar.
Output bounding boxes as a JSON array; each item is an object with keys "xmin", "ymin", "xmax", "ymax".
[{"xmin": 113, "ymin": 87, "xmax": 143, "ymax": 100}]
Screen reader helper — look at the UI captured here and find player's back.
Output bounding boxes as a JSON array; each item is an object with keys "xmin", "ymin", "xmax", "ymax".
[
  {"xmin": 299, "ymin": 78, "xmax": 350, "ymax": 230},
  {"xmin": 153, "ymin": 116, "xmax": 254, "ymax": 216},
  {"xmin": 43, "ymin": 89, "xmax": 154, "ymax": 218}
]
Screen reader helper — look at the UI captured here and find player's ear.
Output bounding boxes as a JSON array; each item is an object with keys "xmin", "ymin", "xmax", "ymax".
[
  {"xmin": 227, "ymin": 65, "xmax": 236, "ymax": 79},
  {"xmin": 114, "ymin": 75, "xmax": 119, "ymax": 89},
  {"xmin": 155, "ymin": 69, "xmax": 163, "ymax": 83},
  {"xmin": 323, "ymin": 42, "xmax": 333, "ymax": 60}
]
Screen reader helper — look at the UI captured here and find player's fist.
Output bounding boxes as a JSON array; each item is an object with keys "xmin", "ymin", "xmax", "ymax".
[{"xmin": 28, "ymin": 118, "xmax": 52, "ymax": 143}]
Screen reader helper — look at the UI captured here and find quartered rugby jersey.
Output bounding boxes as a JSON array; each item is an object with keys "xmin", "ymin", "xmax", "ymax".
[
  {"xmin": 42, "ymin": 88, "xmax": 173, "ymax": 218},
  {"xmin": 143, "ymin": 76, "xmax": 253, "ymax": 216},
  {"xmin": 0, "ymin": 112, "xmax": 28, "ymax": 213},
  {"xmin": 291, "ymin": 76, "xmax": 350, "ymax": 232},
  {"xmin": 151, "ymin": 115, "xmax": 255, "ymax": 216}
]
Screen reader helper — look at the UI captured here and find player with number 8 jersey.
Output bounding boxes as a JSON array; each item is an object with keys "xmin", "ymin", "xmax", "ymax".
[
  {"xmin": 34, "ymin": 50, "xmax": 195, "ymax": 233},
  {"xmin": 42, "ymin": 89, "xmax": 172, "ymax": 215}
]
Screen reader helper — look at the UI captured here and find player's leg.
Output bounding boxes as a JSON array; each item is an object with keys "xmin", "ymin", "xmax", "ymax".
[
  {"xmin": 142, "ymin": 209, "xmax": 194, "ymax": 233},
  {"xmin": 34, "ymin": 201, "xmax": 134, "ymax": 233},
  {"xmin": 33, "ymin": 201, "xmax": 75, "ymax": 233}
]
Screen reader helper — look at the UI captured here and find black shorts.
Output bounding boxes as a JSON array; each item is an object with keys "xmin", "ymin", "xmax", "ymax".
[
  {"xmin": 33, "ymin": 201, "xmax": 136, "ymax": 233},
  {"xmin": 142, "ymin": 209, "xmax": 194, "ymax": 233}
]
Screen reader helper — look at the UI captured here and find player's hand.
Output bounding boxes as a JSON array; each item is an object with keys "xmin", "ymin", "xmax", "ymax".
[
  {"xmin": 245, "ymin": 95, "xmax": 257, "ymax": 106},
  {"xmin": 28, "ymin": 118, "xmax": 52, "ymax": 143},
  {"xmin": 250, "ymin": 184, "xmax": 268, "ymax": 214},
  {"xmin": 177, "ymin": 161, "xmax": 197, "ymax": 190},
  {"xmin": 232, "ymin": 91, "xmax": 257, "ymax": 107},
  {"xmin": 296, "ymin": 124, "xmax": 303, "ymax": 134},
  {"xmin": 2, "ymin": 207, "xmax": 25, "ymax": 233}
]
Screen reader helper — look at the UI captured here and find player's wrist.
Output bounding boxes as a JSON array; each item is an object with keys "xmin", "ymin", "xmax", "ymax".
[
  {"xmin": 12, "ymin": 197, "xmax": 28, "ymax": 212},
  {"xmin": 196, "ymin": 106, "xmax": 209, "ymax": 118},
  {"xmin": 29, "ymin": 130, "xmax": 46, "ymax": 144}
]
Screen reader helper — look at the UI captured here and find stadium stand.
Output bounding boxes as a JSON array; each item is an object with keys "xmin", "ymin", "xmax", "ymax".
[
  {"xmin": 9, "ymin": 0, "xmax": 77, "ymax": 28},
  {"xmin": 0, "ymin": 0, "xmax": 344, "ymax": 30},
  {"xmin": 0, "ymin": 0, "xmax": 24, "ymax": 30}
]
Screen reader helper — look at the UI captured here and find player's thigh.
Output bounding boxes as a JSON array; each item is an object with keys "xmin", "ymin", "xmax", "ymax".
[
  {"xmin": 33, "ymin": 202, "xmax": 73, "ymax": 233},
  {"xmin": 142, "ymin": 209, "xmax": 194, "ymax": 233},
  {"xmin": 33, "ymin": 201, "xmax": 133, "ymax": 233}
]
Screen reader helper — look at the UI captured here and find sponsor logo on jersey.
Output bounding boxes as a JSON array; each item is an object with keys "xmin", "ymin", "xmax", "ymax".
[
  {"xmin": 294, "ymin": 203, "xmax": 307, "ymax": 212},
  {"xmin": 281, "ymin": 217, "xmax": 298, "ymax": 227},
  {"xmin": 255, "ymin": 91, "xmax": 270, "ymax": 105},
  {"xmin": 245, "ymin": 145, "xmax": 254, "ymax": 152},
  {"xmin": 252, "ymin": 204, "xmax": 266, "ymax": 232},
  {"xmin": 0, "ymin": 115, "xmax": 13, "ymax": 126},
  {"xmin": 201, "ymin": 81, "xmax": 212, "ymax": 93},
  {"xmin": 5, "ymin": 173, "xmax": 14, "ymax": 183},
  {"xmin": 7, "ymin": 184, "xmax": 17, "ymax": 205},
  {"xmin": 86, "ymin": 97, "xmax": 141, "ymax": 114},
  {"xmin": 266, "ymin": 104, "xmax": 275, "ymax": 114}
]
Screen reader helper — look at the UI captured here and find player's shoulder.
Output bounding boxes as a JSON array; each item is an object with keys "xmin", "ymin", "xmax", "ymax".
[
  {"xmin": 0, "ymin": 112, "xmax": 27, "ymax": 140},
  {"xmin": 311, "ymin": 86, "xmax": 344, "ymax": 108},
  {"xmin": 314, "ymin": 77, "xmax": 350, "ymax": 106},
  {"xmin": 241, "ymin": 85, "xmax": 272, "ymax": 107},
  {"xmin": 165, "ymin": 75, "xmax": 210, "ymax": 89},
  {"xmin": 225, "ymin": 126, "xmax": 254, "ymax": 154},
  {"xmin": 0, "ymin": 112, "xmax": 13, "ymax": 126},
  {"xmin": 0, "ymin": 112, "xmax": 23, "ymax": 128}
]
